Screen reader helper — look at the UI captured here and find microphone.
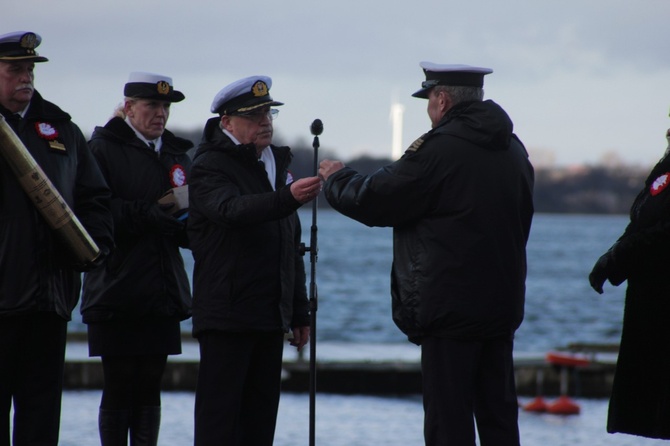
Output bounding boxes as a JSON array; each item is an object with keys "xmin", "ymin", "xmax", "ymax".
[{"xmin": 310, "ymin": 119, "xmax": 323, "ymax": 136}]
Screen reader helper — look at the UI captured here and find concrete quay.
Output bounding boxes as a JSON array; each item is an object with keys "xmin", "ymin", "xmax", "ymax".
[{"xmin": 63, "ymin": 337, "xmax": 618, "ymax": 398}]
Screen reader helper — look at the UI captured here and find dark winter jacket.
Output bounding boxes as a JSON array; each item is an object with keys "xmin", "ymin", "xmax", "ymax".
[
  {"xmin": 598, "ymin": 152, "xmax": 670, "ymax": 439},
  {"xmin": 187, "ymin": 117, "xmax": 310, "ymax": 336},
  {"xmin": 81, "ymin": 117, "xmax": 192, "ymax": 323},
  {"xmin": 0, "ymin": 91, "xmax": 114, "ymax": 320},
  {"xmin": 324, "ymin": 100, "xmax": 534, "ymax": 345}
]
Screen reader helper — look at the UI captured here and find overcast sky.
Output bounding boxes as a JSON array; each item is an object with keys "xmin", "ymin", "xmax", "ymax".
[{"xmin": 5, "ymin": 0, "xmax": 670, "ymax": 167}]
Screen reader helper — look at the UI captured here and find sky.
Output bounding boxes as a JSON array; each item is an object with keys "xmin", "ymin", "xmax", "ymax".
[{"xmin": 4, "ymin": 0, "xmax": 670, "ymax": 167}]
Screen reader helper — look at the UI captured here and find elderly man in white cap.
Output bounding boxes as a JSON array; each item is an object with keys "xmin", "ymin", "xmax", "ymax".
[
  {"xmin": 0, "ymin": 31, "xmax": 114, "ymax": 445},
  {"xmin": 188, "ymin": 75, "xmax": 321, "ymax": 445},
  {"xmin": 80, "ymin": 72, "xmax": 193, "ymax": 446},
  {"xmin": 319, "ymin": 62, "xmax": 534, "ymax": 446}
]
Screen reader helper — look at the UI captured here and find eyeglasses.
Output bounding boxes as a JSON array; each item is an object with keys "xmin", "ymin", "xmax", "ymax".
[{"xmin": 231, "ymin": 108, "xmax": 279, "ymax": 123}]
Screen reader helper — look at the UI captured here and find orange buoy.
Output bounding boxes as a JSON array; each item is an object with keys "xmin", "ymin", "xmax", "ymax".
[
  {"xmin": 523, "ymin": 368, "xmax": 548, "ymax": 412},
  {"xmin": 546, "ymin": 395, "xmax": 581, "ymax": 415},
  {"xmin": 523, "ymin": 396, "xmax": 548, "ymax": 412}
]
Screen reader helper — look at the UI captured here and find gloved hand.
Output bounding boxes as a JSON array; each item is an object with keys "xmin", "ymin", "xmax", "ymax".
[
  {"xmin": 588, "ymin": 252, "xmax": 611, "ymax": 294},
  {"xmin": 143, "ymin": 202, "xmax": 185, "ymax": 235},
  {"xmin": 589, "ymin": 241, "xmax": 629, "ymax": 294}
]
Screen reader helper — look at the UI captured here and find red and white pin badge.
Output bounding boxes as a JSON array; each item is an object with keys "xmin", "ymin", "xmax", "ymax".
[
  {"xmin": 170, "ymin": 165, "xmax": 187, "ymax": 187},
  {"xmin": 650, "ymin": 172, "xmax": 670, "ymax": 196},
  {"xmin": 35, "ymin": 122, "xmax": 59, "ymax": 140}
]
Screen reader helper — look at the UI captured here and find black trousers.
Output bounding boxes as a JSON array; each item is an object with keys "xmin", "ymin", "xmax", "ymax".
[
  {"xmin": 421, "ymin": 336, "xmax": 520, "ymax": 446},
  {"xmin": 0, "ymin": 312, "xmax": 67, "ymax": 446},
  {"xmin": 194, "ymin": 331, "xmax": 284, "ymax": 446}
]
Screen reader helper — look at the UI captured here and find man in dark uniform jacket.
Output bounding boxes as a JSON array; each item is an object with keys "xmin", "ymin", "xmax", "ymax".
[
  {"xmin": 320, "ymin": 62, "xmax": 534, "ymax": 446},
  {"xmin": 0, "ymin": 31, "xmax": 114, "ymax": 445},
  {"xmin": 188, "ymin": 75, "xmax": 322, "ymax": 445}
]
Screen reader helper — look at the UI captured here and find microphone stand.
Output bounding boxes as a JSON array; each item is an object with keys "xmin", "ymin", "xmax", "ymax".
[{"xmin": 302, "ymin": 119, "xmax": 322, "ymax": 446}]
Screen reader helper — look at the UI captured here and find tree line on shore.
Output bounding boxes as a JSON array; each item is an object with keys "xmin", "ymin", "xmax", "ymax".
[{"xmin": 176, "ymin": 128, "xmax": 650, "ymax": 215}]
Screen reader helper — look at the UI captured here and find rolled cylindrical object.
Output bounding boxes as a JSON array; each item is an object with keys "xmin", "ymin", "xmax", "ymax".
[{"xmin": 0, "ymin": 114, "xmax": 100, "ymax": 265}]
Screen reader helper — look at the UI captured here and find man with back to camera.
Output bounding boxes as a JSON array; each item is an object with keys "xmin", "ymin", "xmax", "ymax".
[
  {"xmin": 0, "ymin": 31, "xmax": 114, "ymax": 445},
  {"xmin": 319, "ymin": 62, "xmax": 534, "ymax": 446},
  {"xmin": 187, "ymin": 75, "xmax": 322, "ymax": 445}
]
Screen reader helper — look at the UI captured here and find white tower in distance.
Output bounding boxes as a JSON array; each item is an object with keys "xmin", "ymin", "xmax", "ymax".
[{"xmin": 390, "ymin": 102, "xmax": 405, "ymax": 160}]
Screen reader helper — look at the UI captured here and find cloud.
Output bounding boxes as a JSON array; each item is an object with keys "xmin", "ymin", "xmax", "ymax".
[{"xmin": 3, "ymin": 0, "xmax": 670, "ymax": 166}]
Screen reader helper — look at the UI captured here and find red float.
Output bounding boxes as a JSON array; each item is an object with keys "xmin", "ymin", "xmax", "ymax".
[
  {"xmin": 544, "ymin": 351, "xmax": 591, "ymax": 416},
  {"xmin": 546, "ymin": 395, "xmax": 581, "ymax": 415},
  {"xmin": 523, "ymin": 396, "xmax": 548, "ymax": 412}
]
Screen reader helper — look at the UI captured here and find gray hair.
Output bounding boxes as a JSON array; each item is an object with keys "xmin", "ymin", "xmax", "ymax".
[
  {"xmin": 434, "ymin": 85, "xmax": 484, "ymax": 105},
  {"xmin": 112, "ymin": 97, "xmax": 137, "ymax": 119},
  {"xmin": 113, "ymin": 103, "xmax": 126, "ymax": 119}
]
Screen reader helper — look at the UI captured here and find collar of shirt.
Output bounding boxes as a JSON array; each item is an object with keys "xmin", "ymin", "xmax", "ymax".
[
  {"xmin": 124, "ymin": 117, "xmax": 161, "ymax": 152},
  {"xmin": 259, "ymin": 146, "xmax": 277, "ymax": 190},
  {"xmin": 16, "ymin": 104, "xmax": 29, "ymax": 118}
]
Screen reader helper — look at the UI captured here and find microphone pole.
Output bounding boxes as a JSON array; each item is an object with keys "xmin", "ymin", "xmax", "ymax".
[{"xmin": 307, "ymin": 119, "xmax": 322, "ymax": 446}]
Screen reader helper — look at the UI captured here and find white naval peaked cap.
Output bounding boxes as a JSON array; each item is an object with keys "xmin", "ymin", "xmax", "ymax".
[
  {"xmin": 0, "ymin": 31, "xmax": 48, "ymax": 62},
  {"xmin": 210, "ymin": 75, "xmax": 284, "ymax": 115}
]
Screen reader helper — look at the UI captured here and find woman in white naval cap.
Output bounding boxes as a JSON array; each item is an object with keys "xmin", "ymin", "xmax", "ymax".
[{"xmin": 81, "ymin": 72, "xmax": 193, "ymax": 446}]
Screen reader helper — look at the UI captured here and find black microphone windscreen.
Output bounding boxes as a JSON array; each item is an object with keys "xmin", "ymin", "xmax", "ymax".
[{"xmin": 310, "ymin": 119, "xmax": 323, "ymax": 136}]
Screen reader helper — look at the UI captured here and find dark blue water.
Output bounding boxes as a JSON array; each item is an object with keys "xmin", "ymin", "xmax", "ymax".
[
  {"xmin": 301, "ymin": 210, "xmax": 629, "ymax": 353},
  {"xmin": 60, "ymin": 391, "xmax": 669, "ymax": 446},
  {"xmin": 72, "ymin": 210, "xmax": 629, "ymax": 354},
  {"xmin": 519, "ymin": 213, "xmax": 628, "ymax": 352},
  {"xmin": 62, "ymin": 210, "xmax": 668, "ymax": 446}
]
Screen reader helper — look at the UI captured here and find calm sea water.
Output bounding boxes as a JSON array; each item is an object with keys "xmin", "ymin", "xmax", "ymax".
[
  {"xmin": 73, "ymin": 208, "xmax": 631, "ymax": 354},
  {"xmin": 309, "ymin": 209, "xmax": 630, "ymax": 353},
  {"xmin": 59, "ymin": 391, "xmax": 668, "ymax": 446},
  {"xmin": 59, "ymin": 210, "xmax": 668, "ymax": 446}
]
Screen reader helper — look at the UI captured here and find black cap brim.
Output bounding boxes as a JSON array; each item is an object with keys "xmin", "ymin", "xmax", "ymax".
[
  {"xmin": 124, "ymin": 83, "xmax": 185, "ymax": 103},
  {"xmin": 0, "ymin": 55, "xmax": 48, "ymax": 63},
  {"xmin": 411, "ymin": 87, "xmax": 430, "ymax": 99}
]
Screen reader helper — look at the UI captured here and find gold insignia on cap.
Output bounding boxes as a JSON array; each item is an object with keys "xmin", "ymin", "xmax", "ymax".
[
  {"xmin": 156, "ymin": 81, "xmax": 170, "ymax": 95},
  {"xmin": 20, "ymin": 33, "xmax": 37, "ymax": 49},
  {"xmin": 19, "ymin": 33, "xmax": 38, "ymax": 55},
  {"xmin": 251, "ymin": 81, "xmax": 269, "ymax": 97}
]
